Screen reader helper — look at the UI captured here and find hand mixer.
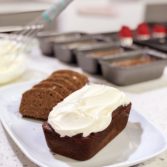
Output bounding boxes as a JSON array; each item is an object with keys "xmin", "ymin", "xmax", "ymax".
[{"xmin": 0, "ymin": 0, "xmax": 74, "ymax": 66}]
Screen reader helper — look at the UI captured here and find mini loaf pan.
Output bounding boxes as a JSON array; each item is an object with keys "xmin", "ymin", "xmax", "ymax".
[
  {"xmin": 90, "ymin": 31, "xmax": 119, "ymax": 42},
  {"xmin": 54, "ymin": 37, "xmax": 106, "ymax": 63},
  {"xmin": 76, "ymin": 43, "xmax": 136, "ymax": 74},
  {"xmin": 37, "ymin": 31, "xmax": 87, "ymax": 57},
  {"xmin": 134, "ymin": 38, "xmax": 167, "ymax": 54},
  {"xmin": 99, "ymin": 50, "xmax": 167, "ymax": 86}
]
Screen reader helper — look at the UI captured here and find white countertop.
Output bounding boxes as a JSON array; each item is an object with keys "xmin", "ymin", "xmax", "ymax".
[{"xmin": 0, "ymin": 47, "xmax": 167, "ymax": 167}]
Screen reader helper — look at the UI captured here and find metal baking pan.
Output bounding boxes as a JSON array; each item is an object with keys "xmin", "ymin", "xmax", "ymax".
[
  {"xmin": 90, "ymin": 31, "xmax": 119, "ymax": 42},
  {"xmin": 99, "ymin": 50, "xmax": 167, "ymax": 86},
  {"xmin": 54, "ymin": 37, "xmax": 105, "ymax": 63},
  {"xmin": 76, "ymin": 43, "xmax": 136, "ymax": 74},
  {"xmin": 37, "ymin": 31, "xmax": 87, "ymax": 57},
  {"xmin": 134, "ymin": 38, "xmax": 167, "ymax": 54}
]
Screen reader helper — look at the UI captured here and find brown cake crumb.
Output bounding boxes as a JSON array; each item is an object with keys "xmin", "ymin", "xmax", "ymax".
[
  {"xmin": 52, "ymin": 70, "xmax": 88, "ymax": 85},
  {"xmin": 20, "ymin": 88, "xmax": 63, "ymax": 120},
  {"xmin": 111, "ymin": 55, "xmax": 158, "ymax": 68},
  {"xmin": 19, "ymin": 70, "xmax": 89, "ymax": 120}
]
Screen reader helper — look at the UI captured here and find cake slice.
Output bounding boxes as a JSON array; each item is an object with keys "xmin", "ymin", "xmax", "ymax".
[
  {"xmin": 51, "ymin": 70, "xmax": 88, "ymax": 86},
  {"xmin": 50, "ymin": 73, "xmax": 83, "ymax": 90},
  {"xmin": 34, "ymin": 81, "xmax": 71, "ymax": 97},
  {"xmin": 42, "ymin": 84, "xmax": 131, "ymax": 160},
  {"xmin": 19, "ymin": 70, "xmax": 88, "ymax": 120},
  {"xmin": 20, "ymin": 88, "xmax": 63, "ymax": 120},
  {"xmin": 46, "ymin": 77, "xmax": 78, "ymax": 92}
]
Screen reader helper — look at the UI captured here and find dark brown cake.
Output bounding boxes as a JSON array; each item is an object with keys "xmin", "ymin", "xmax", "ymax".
[
  {"xmin": 34, "ymin": 81, "xmax": 71, "ymax": 97},
  {"xmin": 42, "ymin": 103, "xmax": 131, "ymax": 161},
  {"xmin": 51, "ymin": 70, "xmax": 88, "ymax": 85},
  {"xmin": 50, "ymin": 73, "xmax": 83, "ymax": 88},
  {"xmin": 45, "ymin": 77, "xmax": 77, "ymax": 92},
  {"xmin": 111, "ymin": 55, "xmax": 158, "ymax": 68},
  {"xmin": 20, "ymin": 88, "xmax": 63, "ymax": 120},
  {"xmin": 19, "ymin": 70, "xmax": 88, "ymax": 120}
]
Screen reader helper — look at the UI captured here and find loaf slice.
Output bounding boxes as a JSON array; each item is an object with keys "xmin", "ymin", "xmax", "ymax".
[
  {"xmin": 33, "ymin": 81, "xmax": 71, "ymax": 97},
  {"xmin": 51, "ymin": 70, "xmax": 88, "ymax": 86},
  {"xmin": 19, "ymin": 88, "xmax": 63, "ymax": 120},
  {"xmin": 49, "ymin": 74, "xmax": 81, "ymax": 90},
  {"xmin": 46, "ymin": 77, "xmax": 78, "ymax": 92}
]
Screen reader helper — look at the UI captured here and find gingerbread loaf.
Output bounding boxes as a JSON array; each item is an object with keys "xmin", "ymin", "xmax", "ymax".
[
  {"xmin": 42, "ymin": 84, "xmax": 131, "ymax": 161},
  {"xmin": 19, "ymin": 70, "xmax": 88, "ymax": 120}
]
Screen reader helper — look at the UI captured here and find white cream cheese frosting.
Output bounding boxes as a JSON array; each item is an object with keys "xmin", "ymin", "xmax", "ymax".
[
  {"xmin": 48, "ymin": 84, "xmax": 131, "ymax": 137},
  {"xmin": 0, "ymin": 39, "xmax": 26, "ymax": 84}
]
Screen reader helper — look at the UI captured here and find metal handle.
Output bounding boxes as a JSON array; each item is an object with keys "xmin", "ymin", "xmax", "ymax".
[{"xmin": 42, "ymin": 0, "xmax": 73, "ymax": 22}]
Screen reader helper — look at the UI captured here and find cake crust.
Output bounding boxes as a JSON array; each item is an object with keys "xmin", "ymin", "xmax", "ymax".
[
  {"xmin": 51, "ymin": 70, "xmax": 88, "ymax": 85},
  {"xmin": 47, "ymin": 76, "xmax": 80, "ymax": 91},
  {"xmin": 50, "ymin": 73, "xmax": 84, "ymax": 89}
]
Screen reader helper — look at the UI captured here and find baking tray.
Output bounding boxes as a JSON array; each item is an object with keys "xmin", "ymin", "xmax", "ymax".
[
  {"xmin": 37, "ymin": 31, "xmax": 87, "ymax": 57},
  {"xmin": 99, "ymin": 50, "xmax": 167, "ymax": 86},
  {"xmin": 134, "ymin": 38, "xmax": 167, "ymax": 54},
  {"xmin": 54, "ymin": 37, "xmax": 105, "ymax": 63},
  {"xmin": 76, "ymin": 43, "xmax": 136, "ymax": 74}
]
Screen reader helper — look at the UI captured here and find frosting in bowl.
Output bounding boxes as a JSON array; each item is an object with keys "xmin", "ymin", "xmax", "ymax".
[
  {"xmin": 0, "ymin": 39, "xmax": 26, "ymax": 84},
  {"xmin": 48, "ymin": 84, "xmax": 131, "ymax": 137}
]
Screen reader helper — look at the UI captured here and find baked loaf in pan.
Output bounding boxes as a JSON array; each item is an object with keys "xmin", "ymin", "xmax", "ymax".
[
  {"xmin": 42, "ymin": 84, "xmax": 131, "ymax": 161},
  {"xmin": 19, "ymin": 70, "xmax": 88, "ymax": 120}
]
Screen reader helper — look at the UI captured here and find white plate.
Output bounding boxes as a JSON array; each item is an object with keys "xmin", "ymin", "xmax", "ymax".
[{"xmin": 0, "ymin": 82, "xmax": 167, "ymax": 167}]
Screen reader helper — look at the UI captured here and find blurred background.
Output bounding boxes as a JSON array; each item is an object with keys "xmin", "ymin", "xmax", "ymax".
[{"xmin": 0, "ymin": 0, "xmax": 167, "ymax": 33}]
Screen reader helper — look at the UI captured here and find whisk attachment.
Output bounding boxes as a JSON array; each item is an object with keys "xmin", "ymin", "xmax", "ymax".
[{"xmin": 0, "ymin": 0, "xmax": 74, "ymax": 67}]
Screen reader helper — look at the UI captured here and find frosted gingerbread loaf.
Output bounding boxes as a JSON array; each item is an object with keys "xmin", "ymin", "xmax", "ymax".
[{"xmin": 43, "ymin": 84, "xmax": 131, "ymax": 161}]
